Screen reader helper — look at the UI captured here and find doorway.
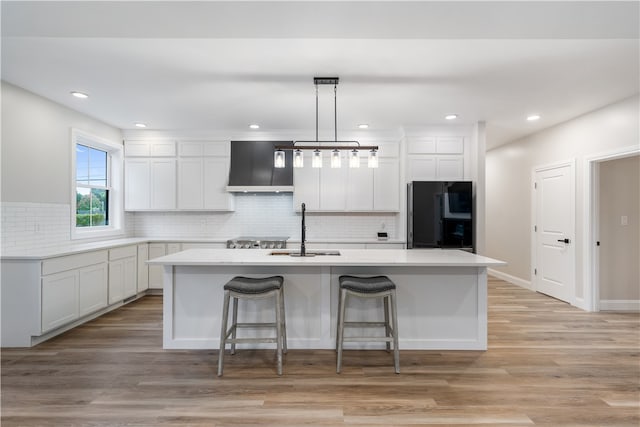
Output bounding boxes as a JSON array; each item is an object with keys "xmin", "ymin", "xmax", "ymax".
[
  {"xmin": 532, "ymin": 161, "xmax": 575, "ymax": 304},
  {"xmin": 587, "ymin": 148, "xmax": 640, "ymax": 311}
]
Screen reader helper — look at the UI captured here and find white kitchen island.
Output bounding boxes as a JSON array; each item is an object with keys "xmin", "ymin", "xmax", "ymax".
[{"xmin": 148, "ymin": 248, "xmax": 505, "ymax": 351}]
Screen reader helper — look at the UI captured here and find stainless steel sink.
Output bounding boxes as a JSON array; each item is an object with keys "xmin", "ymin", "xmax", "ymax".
[{"xmin": 269, "ymin": 250, "xmax": 341, "ymax": 256}]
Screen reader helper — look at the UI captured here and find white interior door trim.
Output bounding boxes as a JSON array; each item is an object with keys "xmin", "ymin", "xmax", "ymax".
[
  {"xmin": 531, "ymin": 158, "xmax": 576, "ymax": 305},
  {"xmin": 583, "ymin": 144, "xmax": 640, "ymax": 312}
]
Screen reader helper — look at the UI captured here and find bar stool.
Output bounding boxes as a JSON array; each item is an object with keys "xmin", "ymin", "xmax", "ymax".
[
  {"xmin": 217, "ymin": 276, "xmax": 287, "ymax": 376},
  {"xmin": 336, "ymin": 275, "xmax": 399, "ymax": 374}
]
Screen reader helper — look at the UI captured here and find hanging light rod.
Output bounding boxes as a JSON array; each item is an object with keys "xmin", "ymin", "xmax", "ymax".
[{"xmin": 274, "ymin": 76, "xmax": 378, "ymax": 169}]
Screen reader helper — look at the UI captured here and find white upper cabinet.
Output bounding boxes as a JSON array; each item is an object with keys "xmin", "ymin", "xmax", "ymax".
[
  {"xmin": 346, "ymin": 158, "xmax": 374, "ymax": 211},
  {"xmin": 374, "ymin": 158, "xmax": 400, "ymax": 211},
  {"xmin": 319, "ymin": 152, "xmax": 348, "ymax": 211},
  {"xmin": 125, "ymin": 140, "xmax": 232, "ymax": 211},
  {"xmin": 294, "ymin": 142, "xmax": 400, "ymax": 212},
  {"xmin": 293, "ymin": 151, "xmax": 320, "ymax": 211},
  {"xmin": 406, "ymin": 135, "xmax": 465, "ymax": 182},
  {"xmin": 150, "ymin": 159, "xmax": 177, "ymax": 210},
  {"xmin": 176, "ymin": 141, "xmax": 233, "ymax": 211}
]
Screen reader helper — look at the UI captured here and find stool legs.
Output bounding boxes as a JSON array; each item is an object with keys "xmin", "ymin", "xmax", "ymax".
[
  {"xmin": 336, "ymin": 288, "xmax": 399, "ymax": 374},
  {"xmin": 391, "ymin": 290, "xmax": 400, "ymax": 374},
  {"xmin": 336, "ymin": 288, "xmax": 347, "ymax": 373},
  {"xmin": 218, "ymin": 288, "xmax": 286, "ymax": 377},
  {"xmin": 218, "ymin": 290, "xmax": 231, "ymax": 376}
]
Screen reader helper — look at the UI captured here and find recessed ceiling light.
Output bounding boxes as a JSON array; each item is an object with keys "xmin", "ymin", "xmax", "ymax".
[
  {"xmin": 358, "ymin": 124, "xmax": 369, "ymax": 129},
  {"xmin": 527, "ymin": 115, "xmax": 541, "ymax": 121},
  {"xmin": 249, "ymin": 124, "xmax": 260, "ymax": 129},
  {"xmin": 134, "ymin": 123, "xmax": 147, "ymax": 128},
  {"xmin": 71, "ymin": 91, "xmax": 89, "ymax": 99},
  {"xmin": 445, "ymin": 114, "xmax": 458, "ymax": 120}
]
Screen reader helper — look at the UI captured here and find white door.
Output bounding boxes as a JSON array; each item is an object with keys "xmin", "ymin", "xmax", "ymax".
[{"xmin": 534, "ymin": 162, "xmax": 575, "ymax": 303}]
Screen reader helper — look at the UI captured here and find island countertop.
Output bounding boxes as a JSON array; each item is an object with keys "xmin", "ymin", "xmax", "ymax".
[{"xmin": 147, "ymin": 248, "xmax": 506, "ymax": 268}]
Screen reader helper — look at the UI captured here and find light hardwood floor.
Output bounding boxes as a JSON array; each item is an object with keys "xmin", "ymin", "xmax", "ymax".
[{"xmin": 2, "ymin": 277, "xmax": 639, "ymax": 426}]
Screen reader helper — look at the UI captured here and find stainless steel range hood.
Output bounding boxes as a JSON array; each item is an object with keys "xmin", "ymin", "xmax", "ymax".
[{"xmin": 226, "ymin": 141, "xmax": 294, "ymax": 193}]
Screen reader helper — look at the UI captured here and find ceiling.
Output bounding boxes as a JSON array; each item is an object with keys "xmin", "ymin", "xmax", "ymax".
[{"xmin": 2, "ymin": 1, "xmax": 638, "ymax": 150}]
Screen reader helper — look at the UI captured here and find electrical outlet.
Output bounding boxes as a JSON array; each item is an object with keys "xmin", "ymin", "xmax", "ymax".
[{"xmin": 621, "ymin": 215, "xmax": 628, "ymax": 226}]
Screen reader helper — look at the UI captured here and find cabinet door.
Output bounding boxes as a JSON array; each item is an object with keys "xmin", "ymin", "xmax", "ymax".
[
  {"xmin": 374, "ymin": 158, "xmax": 400, "ymax": 211},
  {"xmin": 148, "ymin": 243, "xmax": 167, "ymax": 289},
  {"xmin": 123, "ymin": 256, "xmax": 137, "ymax": 299},
  {"xmin": 437, "ymin": 156, "xmax": 464, "ymax": 180},
  {"xmin": 319, "ymin": 152, "xmax": 347, "ymax": 211},
  {"xmin": 150, "ymin": 141, "xmax": 176, "ymax": 157},
  {"xmin": 42, "ymin": 271, "xmax": 79, "ymax": 332},
  {"xmin": 108, "ymin": 260, "xmax": 125, "ymax": 304},
  {"xmin": 125, "ymin": 159, "xmax": 150, "ymax": 210},
  {"xmin": 78, "ymin": 263, "xmax": 108, "ymax": 316},
  {"xmin": 137, "ymin": 244, "xmax": 149, "ymax": 292},
  {"xmin": 203, "ymin": 157, "xmax": 233, "ymax": 210},
  {"xmin": 178, "ymin": 158, "xmax": 204, "ymax": 209},
  {"xmin": 150, "ymin": 159, "xmax": 176, "ymax": 209},
  {"xmin": 293, "ymin": 151, "xmax": 320, "ymax": 210},
  {"xmin": 346, "ymin": 159, "xmax": 374, "ymax": 211},
  {"xmin": 407, "ymin": 157, "xmax": 437, "ymax": 182}
]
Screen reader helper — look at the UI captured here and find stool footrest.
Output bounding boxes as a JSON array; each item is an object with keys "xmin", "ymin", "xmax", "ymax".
[
  {"xmin": 344, "ymin": 321, "xmax": 389, "ymax": 327},
  {"xmin": 343, "ymin": 337, "xmax": 394, "ymax": 343},
  {"xmin": 226, "ymin": 337, "xmax": 278, "ymax": 344}
]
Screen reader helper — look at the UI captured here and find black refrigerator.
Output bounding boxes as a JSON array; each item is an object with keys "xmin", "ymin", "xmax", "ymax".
[{"xmin": 407, "ymin": 181, "xmax": 473, "ymax": 251}]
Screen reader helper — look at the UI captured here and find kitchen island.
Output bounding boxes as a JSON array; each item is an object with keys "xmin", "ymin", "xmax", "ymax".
[{"xmin": 148, "ymin": 248, "xmax": 505, "ymax": 350}]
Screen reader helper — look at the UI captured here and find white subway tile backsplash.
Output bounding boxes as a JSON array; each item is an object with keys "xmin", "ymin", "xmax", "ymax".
[
  {"xmin": 133, "ymin": 194, "xmax": 398, "ymax": 241},
  {"xmin": 1, "ymin": 202, "xmax": 135, "ymax": 252},
  {"xmin": 2, "ymin": 196, "xmax": 398, "ymax": 253}
]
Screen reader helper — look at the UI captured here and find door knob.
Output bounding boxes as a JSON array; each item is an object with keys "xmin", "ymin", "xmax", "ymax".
[{"xmin": 557, "ymin": 238, "xmax": 570, "ymax": 244}]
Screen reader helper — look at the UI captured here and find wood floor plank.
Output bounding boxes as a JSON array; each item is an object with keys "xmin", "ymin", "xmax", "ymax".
[{"xmin": 2, "ymin": 277, "xmax": 639, "ymax": 426}]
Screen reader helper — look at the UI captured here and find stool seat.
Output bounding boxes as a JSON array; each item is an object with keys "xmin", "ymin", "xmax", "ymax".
[
  {"xmin": 224, "ymin": 276, "xmax": 283, "ymax": 294},
  {"xmin": 339, "ymin": 275, "xmax": 396, "ymax": 293}
]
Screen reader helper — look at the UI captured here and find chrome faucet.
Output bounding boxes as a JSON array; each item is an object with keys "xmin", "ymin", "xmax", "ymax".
[{"xmin": 300, "ymin": 203, "xmax": 306, "ymax": 257}]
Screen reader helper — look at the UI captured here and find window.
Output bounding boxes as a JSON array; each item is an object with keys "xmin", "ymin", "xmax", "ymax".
[
  {"xmin": 76, "ymin": 144, "xmax": 109, "ymax": 227},
  {"xmin": 71, "ymin": 129, "xmax": 123, "ymax": 239}
]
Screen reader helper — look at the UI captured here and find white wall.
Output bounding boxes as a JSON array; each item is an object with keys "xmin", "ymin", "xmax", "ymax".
[
  {"xmin": 1, "ymin": 81, "xmax": 123, "ymax": 203},
  {"xmin": 598, "ymin": 155, "xmax": 640, "ymax": 301},
  {"xmin": 1, "ymin": 82, "xmax": 131, "ymax": 251},
  {"xmin": 486, "ymin": 95, "xmax": 640, "ymax": 302}
]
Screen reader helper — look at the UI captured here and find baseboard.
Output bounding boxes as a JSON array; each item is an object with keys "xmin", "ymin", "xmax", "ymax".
[
  {"xmin": 599, "ymin": 300, "xmax": 640, "ymax": 312},
  {"xmin": 488, "ymin": 268, "xmax": 532, "ymax": 290}
]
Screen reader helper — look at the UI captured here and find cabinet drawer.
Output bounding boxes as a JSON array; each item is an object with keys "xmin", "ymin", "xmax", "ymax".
[
  {"xmin": 42, "ymin": 250, "xmax": 108, "ymax": 276},
  {"xmin": 109, "ymin": 245, "xmax": 137, "ymax": 261}
]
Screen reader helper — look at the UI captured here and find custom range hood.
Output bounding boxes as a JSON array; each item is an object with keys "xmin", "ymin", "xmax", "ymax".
[{"xmin": 226, "ymin": 141, "xmax": 294, "ymax": 192}]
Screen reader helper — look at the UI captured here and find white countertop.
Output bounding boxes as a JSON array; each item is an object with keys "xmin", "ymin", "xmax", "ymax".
[
  {"xmin": 0, "ymin": 238, "xmax": 404, "ymax": 260},
  {"xmin": 147, "ymin": 248, "xmax": 506, "ymax": 268}
]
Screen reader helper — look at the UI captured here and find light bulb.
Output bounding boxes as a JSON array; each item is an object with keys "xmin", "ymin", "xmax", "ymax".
[
  {"xmin": 293, "ymin": 149, "xmax": 304, "ymax": 168},
  {"xmin": 331, "ymin": 149, "xmax": 341, "ymax": 168},
  {"xmin": 349, "ymin": 150, "xmax": 360, "ymax": 168},
  {"xmin": 274, "ymin": 150, "xmax": 285, "ymax": 168},
  {"xmin": 368, "ymin": 149, "xmax": 379, "ymax": 168},
  {"xmin": 312, "ymin": 150, "xmax": 322, "ymax": 168}
]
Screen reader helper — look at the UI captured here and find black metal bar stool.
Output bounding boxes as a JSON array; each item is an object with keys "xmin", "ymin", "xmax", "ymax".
[
  {"xmin": 336, "ymin": 275, "xmax": 399, "ymax": 374},
  {"xmin": 217, "ymin": 276, "xmax": 287, "ymax": 376}
]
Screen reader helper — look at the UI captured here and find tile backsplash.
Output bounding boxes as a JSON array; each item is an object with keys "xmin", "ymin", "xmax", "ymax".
[
  {"xmin": 1, "ymin": 195, "xmax": 399, "ymax": 252},
  {"xmin": 133, "ymin": 193, "xmax": 398, "ymax": 240}
]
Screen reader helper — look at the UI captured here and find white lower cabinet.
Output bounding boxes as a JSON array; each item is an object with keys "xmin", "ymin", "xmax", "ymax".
[
  {"xmin": 148, "ymin": 243, "xmax": 182, "ymax": 289},
  {"xmin": 41, "ymin": 270, "xmax": 79, "ymax": 333},
  {"xmin": 40, "ymin": 250, "xmax": 109, "ymax": 333},
  {"xmin": 137, "ymin": 244, "xmax": 149, "ymax": 292},
  {"xmin": 78, "ymin": 263, "xmax": 108, "ymax": 316},
  {"xmin": 108, "ymin": 245, "xmax": 138, "ymax": 304}
]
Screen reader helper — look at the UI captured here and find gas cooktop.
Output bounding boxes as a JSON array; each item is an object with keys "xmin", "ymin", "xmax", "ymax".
[{"xmin": 226, "ymin": 236, "xmax": 289, "ymax": 249}]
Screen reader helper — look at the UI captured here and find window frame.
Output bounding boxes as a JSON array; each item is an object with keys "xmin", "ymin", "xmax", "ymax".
[{"xmin": 71, "ymin": 129, "xmax": 124, "ymax": 240}]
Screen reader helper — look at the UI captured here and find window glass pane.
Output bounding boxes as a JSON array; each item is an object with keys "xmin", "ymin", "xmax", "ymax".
[
  {"xmin": 76, "ymin": 187, "xmax": 109, "ymax": 227},
  {"xmin": 89, "ymin": 147, "xmax": 107, "ymax": 186},
  {"xmin": 76, "ymin": 145, "xmax": 89, "ymax": 184}
]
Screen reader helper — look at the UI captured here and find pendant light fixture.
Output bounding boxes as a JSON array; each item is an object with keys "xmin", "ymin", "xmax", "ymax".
[{"xmin": 275, "ymin": 77, "xmax": 378, "ymax": 169}]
